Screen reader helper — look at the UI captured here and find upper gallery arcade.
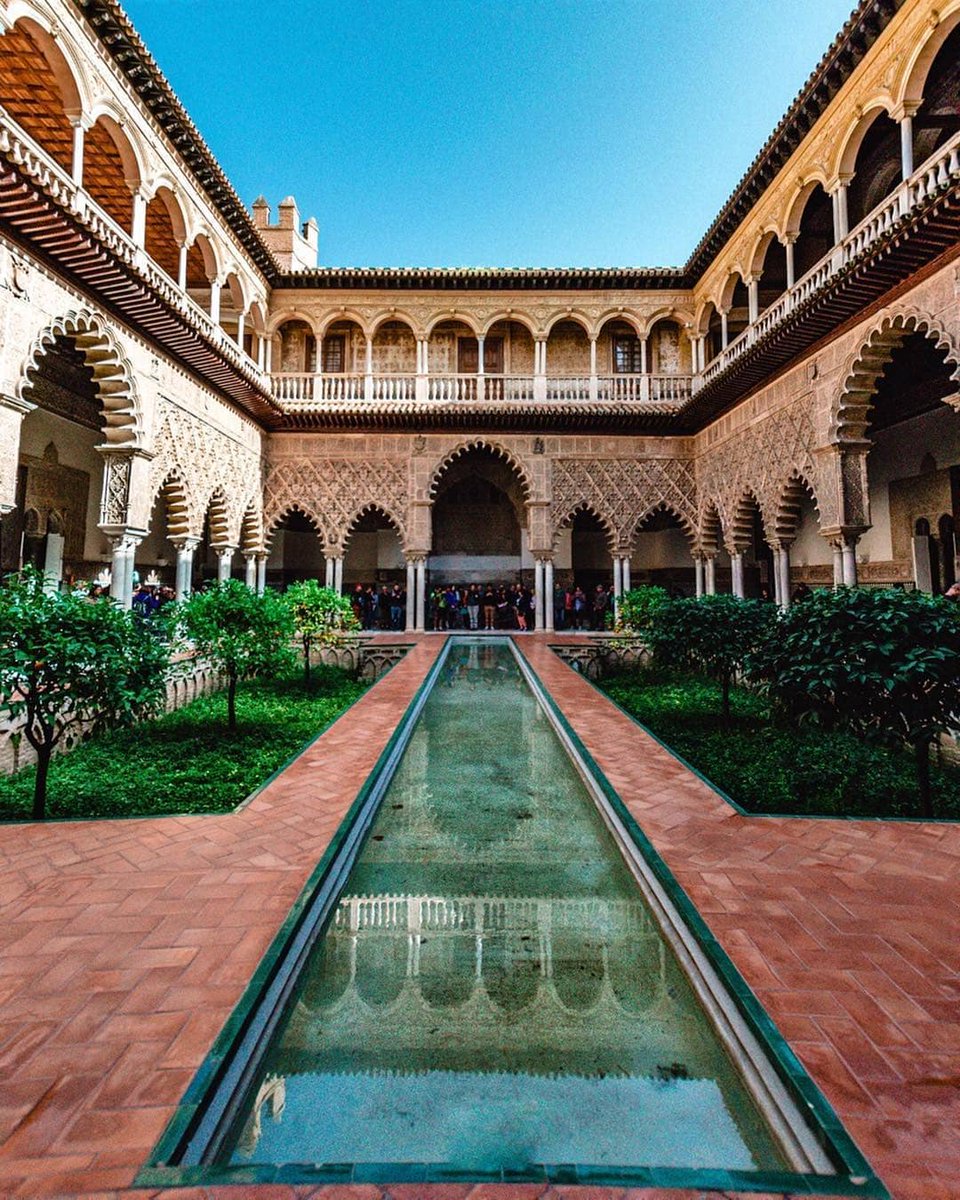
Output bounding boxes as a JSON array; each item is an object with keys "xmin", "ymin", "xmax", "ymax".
[{"xmin": 0, "ymin": 0, "xmax": 959, "ymax": 628}]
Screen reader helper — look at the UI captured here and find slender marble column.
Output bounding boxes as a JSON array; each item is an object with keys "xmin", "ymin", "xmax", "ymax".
[
  {"xmin": 534, "ymin": 559, "xmax": 544, "ymax": 630},
  {"xmin": 704, "ymin": 556, "xmax": 716, "ymax": 596},
  {"xmin": 256, "ymin": 556, "xmax": 267, "ymax": 595},
  {"xmin": 778, "ymin": 547, "xmax": 791, "ymax": 609},
  {"xmin": 694, "ymin": 557, "xmax": 704, "ymax": 598},
  {"xmin": 841, "ymin": 539, "xmax": 858, "ymax": 588},
  {"xmin": 543, "ymin": 560, "xmax": 555, "ymax": 631},
  {"xmin": 406, "ymin": 559, "xmax": 416, "ymax": 632},
  {"xmin": 415, "ymin": 559, "xmax": 426, "ymax": 631},
  {"xmin": 216, "ymin": 547, "xmax": 235, "ymax": 582},
  {"xmin": 731, "ymin": 552, "xmax": 745, "ymax": 598},
  {"xmin": 244, "ymin": 554, "xmax": 257, "ymax": 589}
]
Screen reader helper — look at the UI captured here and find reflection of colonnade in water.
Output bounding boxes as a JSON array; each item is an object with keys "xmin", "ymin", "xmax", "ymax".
[
  {"xmin": 300, "ymin": 892, "xmax": 672, "ymax": 1020},
  {"xmin": 235, "ymin": 1074, "xmax": 285, "ymax": 1158}
]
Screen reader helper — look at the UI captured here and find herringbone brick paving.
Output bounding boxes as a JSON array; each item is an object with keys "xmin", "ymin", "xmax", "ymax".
[{"xmin": 0, "ymin": 634, "xmax": 956, "ymax": 1200}]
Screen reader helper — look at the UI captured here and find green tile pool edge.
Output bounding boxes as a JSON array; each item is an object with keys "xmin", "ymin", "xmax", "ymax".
[
  {"xmin": 555, "ymin": 644, "xmax": 960, "ymax": 826},
  {"xmin": 136, "ymin": 634, "xmax": 888, "ymax": 1198},
  {"xmin": 0, "ymin": 644, "xmax": 413, "ymax": 827}
]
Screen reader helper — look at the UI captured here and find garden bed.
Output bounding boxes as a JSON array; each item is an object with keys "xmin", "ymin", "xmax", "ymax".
[
  {"xmin": 0, "ymin": 666, "xmax": 368, "ymax": 822},
  {"xmin": 601, "ymin": 669, "xmax": 960, "ymax": 820}
]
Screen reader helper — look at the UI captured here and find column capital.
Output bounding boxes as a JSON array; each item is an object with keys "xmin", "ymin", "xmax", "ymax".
[
  {"xmin": 170, "ymin": 536, "xmax": 200, "ymax": 553},
  {"xmin": 0, "ymin": 391, "xmax": 35, "ymax": 417},
  {"xmin": 100, "ymin": 524, "xmax": 147, "ymax": 543},
  {"xmin": 213, "ymin": 543, "xmax": 238, "ymax": 557},
  {"xmin": 890, "ymin": 100, "xmax": 921, "ymax": 122},
  {"xmin": 95, "ymin": 443, "xmax": 154, "ymax": 462}
]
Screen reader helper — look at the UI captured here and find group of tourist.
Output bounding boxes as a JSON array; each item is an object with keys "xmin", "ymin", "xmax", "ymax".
[
  {"xmin": 349, "ymin": 583, "xmax": 408, "ymax": 631},
  {"xmin": 347, "ymin": 580, "xmax": 617, "ymax": 632}
]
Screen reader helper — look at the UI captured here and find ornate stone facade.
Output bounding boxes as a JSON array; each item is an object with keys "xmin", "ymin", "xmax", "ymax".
[{"xmin": 0, "ymin": 0, "xmax": 957, "ymax": 615}]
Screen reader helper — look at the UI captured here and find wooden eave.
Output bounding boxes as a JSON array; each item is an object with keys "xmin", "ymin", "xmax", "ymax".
[
  {"xmin": 77, "ymin": 0, "xmax": 279, "ymax": 282},
  {"xmin": 275, "ymin": 267, "xmax": 690, "ymax": 290},
  {"xmin": 276, "ymin": 404, "xmax": 682, "ymax": 434},
  {"xmin": 676, "ymin": 180, "xmax": 960, "ymax": 432},
  {"xmin": 0, "ymin": 159, "xmax": 284, "ymax": 427}
]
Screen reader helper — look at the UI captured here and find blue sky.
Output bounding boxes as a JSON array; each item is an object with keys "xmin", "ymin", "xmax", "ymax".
[{"xmin": 123, "ymin": 0, "xmax": 856, "ymax": 268}]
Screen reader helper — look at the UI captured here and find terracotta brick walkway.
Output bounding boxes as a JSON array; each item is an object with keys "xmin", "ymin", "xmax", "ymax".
[{"xmin": 0, "ymin": 633, "xmax": 957, "ymax": 1200}]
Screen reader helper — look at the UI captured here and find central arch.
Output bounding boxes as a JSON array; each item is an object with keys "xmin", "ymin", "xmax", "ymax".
[{"xmin": 429, "ymin": 445, "xmax": 531, "ymax": 584}]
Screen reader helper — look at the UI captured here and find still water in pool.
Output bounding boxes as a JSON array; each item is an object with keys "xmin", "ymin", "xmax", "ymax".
[{"xmin": 226, "ymin": 640, "xmax": 785, "ymax": 1173}]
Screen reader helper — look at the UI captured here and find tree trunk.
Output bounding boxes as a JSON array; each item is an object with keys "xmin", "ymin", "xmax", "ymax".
[
  {"xmin": 914, "ymin": 737, "xmax": 934, "ymax": 819},
  {"xmin": 303, "ymin": 636, "xmax": 311, "ymax": 686},
  {"xmin": 721, "ymin": 671, "xmax": 731, "ymax": 726},
  {"xmin": 227, "ymin": 671, "xmax": 238, "ymax": 731},
  {"xmin": 33, "ymin": 744, "xmax": 51, "ymax": 821}
]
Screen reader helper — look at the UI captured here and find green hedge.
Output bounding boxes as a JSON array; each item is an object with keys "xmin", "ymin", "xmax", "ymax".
[
  {"xmin": 602, "ymin": 669, "xmax": 960, "ymax": 820},
  {"xmin": 0, "ymin": 666, "xmax": 367, "ymax": 822}
]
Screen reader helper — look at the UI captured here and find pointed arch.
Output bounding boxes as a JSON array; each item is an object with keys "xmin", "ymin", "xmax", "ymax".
[
  {"xmin": 150, "ymin": 471, "xmax": 193, "ymax": 544},
  {"xmin": 834, "ymin": 310, "xmax": 960, "ymax": 444},
  {"xmin": 773, "ymin": 472, "xmax": 820, "ymax": 546},
  {"xmin": 632, "ymin": 502, "xmax": 696, "ymax": 547},
  {"xmin": 555, "ymin": 501, "xmax": 617, "ymax": 553},
  {"xmin": 19, "ymin": 308, "xmax": 142, "ymax": 447},
  {"xmin": 729, "ymin": 489, "xmax": 769, "ymax": 553},
  {"xmin": 202, "ymin": 488, "xmax": 231, "ymax": 547},
  {"xmin": 698, "ymin": 503, "xmax": 724, "ymax": 557},
  {"xmin": 239, "ymin": 502, "xmax": 264, "ymax": 555},
  {"xmin": 264, "ymin": 502, "xmax": 326, "ymax": 549},
  {"xmin": 342, "ymin": 502, "xmax": 405, "ymax": 548},
  {"xmin": 429, "ymin": 440, "xmax": 534, "ymax": 503}
]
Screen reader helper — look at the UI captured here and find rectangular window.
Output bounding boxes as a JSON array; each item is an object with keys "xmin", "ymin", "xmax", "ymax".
[
  {"xmin": 612, "ymin": 334, "xmax": 642, "ymax": 374},
  {"xmin": 322, "ymin": 335, "xmax": 345, "ymax": 373}
]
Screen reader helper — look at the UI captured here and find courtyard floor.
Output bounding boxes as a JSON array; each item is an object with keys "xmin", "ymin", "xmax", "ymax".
[{"xmin": 0, "ymin": 634, "xmax": 957, "ymax": 1200}]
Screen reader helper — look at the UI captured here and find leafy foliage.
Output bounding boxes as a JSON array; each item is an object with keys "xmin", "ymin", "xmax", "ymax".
[
  {"xmin": 0, "ymin": 566, "xmax": 169, "ymax": 819},
  {"xmin": 603, "ymin": 668, "xmax": 960, "ymax": 820},
  {"xmin": 285, "ymin": 579, "xmax": 359, "ymax": 683},
  {"xmin": 646, "ymin": 594, "xmax": 776, "ymax": 721},
  {"xmin": 615, "ymin": 586, "xmax": 669, "ymax": 634},
  {"xmin": 0, "ymin": 667, "xmax": 367, "ymax": 821},
  {"xmin": 175, "ymin": 581, "xmax": 295, "ymax": 729},
  {"xmin": 753, "ymin": 587, "xmax": 960, "ymax": 815}
]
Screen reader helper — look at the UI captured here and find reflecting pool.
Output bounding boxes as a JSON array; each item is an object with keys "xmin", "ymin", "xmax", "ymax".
[{"xmin": 225, "ymin": 639, "xmax": 786, "ymax": 1172}]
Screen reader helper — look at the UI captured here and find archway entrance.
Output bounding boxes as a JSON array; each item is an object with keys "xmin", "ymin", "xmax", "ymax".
[
  {"xmin": 3, "ymin": 337, "xmax": 107, "ymax": 588},
  {"xmin": 858, "ymin": 331, "xmax": 960, "ymax": 591},
  {"xmin": 430, "ymin": 448, "xmax": 526, "ymax": 584}
]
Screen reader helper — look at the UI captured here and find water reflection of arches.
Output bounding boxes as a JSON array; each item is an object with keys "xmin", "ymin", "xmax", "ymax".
[{"xmin": 289, "ymin": 893, "xmax": 670, "ymax": 1023}]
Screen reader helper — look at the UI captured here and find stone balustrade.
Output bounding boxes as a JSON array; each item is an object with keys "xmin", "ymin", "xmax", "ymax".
[
  {"xmin": 272, "ymin": 371, "xmax": 693, "ymax": 410},
  {"xmin": 0, "ymin": 106, "xmax": 268, "ymax": 393},
  {"xmin": 698, "ymin": 129, "xmax": 960, "ymax": 390}
]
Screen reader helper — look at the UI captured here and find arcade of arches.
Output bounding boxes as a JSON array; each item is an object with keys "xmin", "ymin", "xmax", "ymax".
[{"xmin": 8, "ymin": 306, "xmax": 960, "ymax": 632}]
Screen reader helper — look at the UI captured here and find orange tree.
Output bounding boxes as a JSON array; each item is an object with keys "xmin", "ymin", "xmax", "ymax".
[
  {"xmin": 755, "ymin": 587, "xmax": 960, "ymax": 818},
  {"xmin": 646, "ymin": 593, "xmax": 776, "ymax": 724},
  {"xmin": 285, "ymin": 579, "xmax": 359, "ymax": 684},
  {"xmin": 175, "ymin": 580, "xmax": 295, "ymax": 730},
  {"xmin": 0, "ymin": 567, "xmax": 168, "ymax": 819}
]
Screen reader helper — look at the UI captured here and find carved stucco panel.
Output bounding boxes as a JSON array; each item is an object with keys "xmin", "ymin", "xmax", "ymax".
[
  {"xmin": 263, "ymin": 457, "xmax": 408, "ymax": 552},
  {"xmin": 696, "ymin": 399, "xmax": 822, "ymax": 545},
  {"xmin": 149, "ymin": 399, "xmax": 263, "ymax": 544},
  {"xmin": 550, "ymin": 458, "xmax": 698, "ymax": 552}
]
